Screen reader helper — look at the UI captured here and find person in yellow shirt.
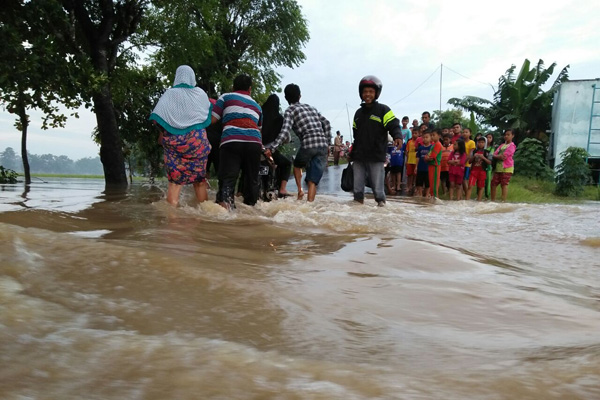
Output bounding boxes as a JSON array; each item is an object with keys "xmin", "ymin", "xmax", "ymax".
[
  {"xmin": 462, "ymin": 127, "xmax": 476, "ymax": 198},
  {"xmin": 405, "ymin": 134, "xmax": 418, "ymax": 195}
]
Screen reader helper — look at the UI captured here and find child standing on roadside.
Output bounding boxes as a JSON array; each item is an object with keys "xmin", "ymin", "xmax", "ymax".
[
  {"xmin": 415, "ymin": 131, "xmax": 433, "ymax": 197},
  {"xmin": 401, "ymin": 116, "xmax": 412, "ymax": 142},
  {"xmin": 491, "ymin": 129, "xmax": 516, "ymax": 202},
  {"xmin": 440, "ymin": 134, "xmax": 453, "ymax": 195},
  {"xmin": 484, "ymin": 133, "xmax": 495, "ymax": 198},
  {"xmin": 387, "ymin": 141, "xmax": 405, "ymax": 194},
  {"xmin": 466, "ymin": 136, "xmax": 491, "ymax": 201},
  {"xmin": 405, "ymin": 134, "xmax": 418, "ymax": 195},
  {"xmin": 462, "ymin": 128, "xmax": 476, "ymax": 197},
  {"xmin": 425, "ymin": 129, "xmax": 443, "ymax": 199},
  {"xmin": 448, "ymin": 140, "xmax": 467, "ymax": 200}
]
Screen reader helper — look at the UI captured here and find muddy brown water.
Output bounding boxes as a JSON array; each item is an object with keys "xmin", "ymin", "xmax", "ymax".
[{"xmin": 1, "ymin": 168, "xmax": 599, "ymax": 399}]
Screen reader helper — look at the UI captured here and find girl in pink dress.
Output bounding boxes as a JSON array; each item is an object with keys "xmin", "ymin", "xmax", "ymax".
[{"xmin": 447, "ymin": 140, "xmax": 467, "ymax": 200}]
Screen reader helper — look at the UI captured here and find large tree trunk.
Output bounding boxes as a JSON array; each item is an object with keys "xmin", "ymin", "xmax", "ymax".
[
  {"xmin": 93, "ymin": 84, "xmax": 128, "ymax": 186},
  {"xmin": 61, "ymin": 0, "xmax": 136, "ymax": 187},
  {"xmin": 17, "ymin": 102, "xmax": 31, "ymax": 185}
]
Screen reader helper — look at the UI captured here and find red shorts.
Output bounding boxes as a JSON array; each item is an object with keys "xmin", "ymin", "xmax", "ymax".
[
  {"xmin": 491, "ymin": 172, "xmax": 512, "ymax": 186},
  {"xmin": 469, "ymin": 169, "xmax": 487, "ymax": 188},
  {"xmin": 449, "ymin": 172, "xmax": 463, "ymax": 185},
  {"xmin": 406, "ymin": 163, "xmax": 416, "ymax": 176}
]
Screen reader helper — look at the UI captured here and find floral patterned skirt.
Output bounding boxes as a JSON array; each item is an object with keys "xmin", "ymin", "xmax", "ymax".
[{"xmin": 162, "ymin": 129, "xmax": 212, "ymax": 185}]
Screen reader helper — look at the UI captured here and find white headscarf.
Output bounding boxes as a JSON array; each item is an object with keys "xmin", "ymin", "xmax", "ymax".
[{"xmin": 149, "ymin": 65, "xmax": 212, "ymax": 135}]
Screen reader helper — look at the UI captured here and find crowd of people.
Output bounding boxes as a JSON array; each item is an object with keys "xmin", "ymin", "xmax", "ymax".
[
  {"xmin": 382, "ymin": 119, "xmax": 516, "ymax": 203},
  {"xmin": 149, "ymin": 66, "xmax": 515, "ymax": 208}
]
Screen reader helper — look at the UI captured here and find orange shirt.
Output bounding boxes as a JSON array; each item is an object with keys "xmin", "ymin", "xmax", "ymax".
[
  {"xmin": 441, "ymin": 144, "xmax": 452, "ymax": 171},
  {"xmin": 427, "ymin": 141, "xmax": 443, "ymax": 166}
]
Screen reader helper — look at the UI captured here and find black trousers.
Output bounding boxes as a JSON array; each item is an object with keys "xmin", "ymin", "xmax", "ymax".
[
  {"xmin": 272, "ymin": 150, "xmax": 291, "ymax": 187},
  {"xmin": 218, "ymin": 142, "xmax": 262, "ymax": 206},
  {"xmin": 237, "ymin": 149, "xmax": 292, "ymax": 195}
]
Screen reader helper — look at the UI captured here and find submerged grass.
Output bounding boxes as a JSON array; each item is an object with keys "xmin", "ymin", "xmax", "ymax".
[{"xmin": 437, "ymin": 175, "xmax": 599, "ymax": 204}]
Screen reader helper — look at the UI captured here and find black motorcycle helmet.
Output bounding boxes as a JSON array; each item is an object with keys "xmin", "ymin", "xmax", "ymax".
[{"xmin": 359, "ymin": 75, "xmax": 382, "ymax": 100}]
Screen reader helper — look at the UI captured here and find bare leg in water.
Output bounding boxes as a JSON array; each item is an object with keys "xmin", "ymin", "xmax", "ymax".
[
  {"xmin": 193, "ymin": 181, "xmax": 208, "ymax": 202},
  {"xmin": 501, "ymin": 184, "xmax": 509, "ymax": 202},
  {"xmin": 279, "ymin": 180, "xmax": 289, "ymax": 196},
  {"xmin": 166, "ymin": 182, "xmax": 183, "ymax": 206},
  {"xmin": 307, "ymin": 181, "xmax": 317, "ymax": 202},
  {"xmin": 167, "ymin": 181, "xmax": 209, "ymax": 206},
  {"xmin": 294, "ymin": 167, "xmax": 304, "ymax": 199}
]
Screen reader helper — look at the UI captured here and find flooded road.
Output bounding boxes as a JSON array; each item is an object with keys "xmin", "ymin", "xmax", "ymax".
[{"xmin": 1, "ymin": 167, "xmax": 599, "ymax": 399}]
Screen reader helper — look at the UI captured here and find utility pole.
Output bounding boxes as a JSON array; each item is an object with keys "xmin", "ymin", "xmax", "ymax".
[
  {"xmin": 346, "ymin": 103, "xmax": 352, "ymax": 140},
  {"xmin": 440, "ymin": 63, "xmax": 443, "ymax": 118}
]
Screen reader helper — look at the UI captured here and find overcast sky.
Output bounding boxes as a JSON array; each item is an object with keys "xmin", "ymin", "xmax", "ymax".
[{"xmin": 1, "ymin": 0, "xmax": 599, "ymax": 160}]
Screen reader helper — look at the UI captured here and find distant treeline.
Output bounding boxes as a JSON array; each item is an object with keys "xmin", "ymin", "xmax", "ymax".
[{"xmin": 0, "ymin": 147, "xmax": 103, "ymax": 175}]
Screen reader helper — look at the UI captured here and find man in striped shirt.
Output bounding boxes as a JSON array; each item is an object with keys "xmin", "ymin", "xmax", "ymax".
[
  {"xmin": 265, "ymin": 84, "xmax": 331, "ymax": 202},
  {"xmin": 211, "ymin": 74, "xmax": 263, "ymax": 209}
]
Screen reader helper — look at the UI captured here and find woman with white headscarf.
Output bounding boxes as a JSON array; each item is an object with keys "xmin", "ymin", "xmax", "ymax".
[{"xmin": 150, "ymin": 65, "xmax": 212, "ymax": 205}]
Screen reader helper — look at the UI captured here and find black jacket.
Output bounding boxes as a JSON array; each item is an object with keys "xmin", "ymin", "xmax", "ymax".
[
  {"xmin": 352, "ymin": 102, "xmax": 402, "ymax": 162},
  {"xmin": 261, "ymin": 114, "xmax": 284, "ymax": 145}
]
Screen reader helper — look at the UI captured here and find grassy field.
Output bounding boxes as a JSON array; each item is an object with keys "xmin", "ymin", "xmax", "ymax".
[{"xmin": 435, "ymin": 175, "xmax": 599, "ymax": 203}]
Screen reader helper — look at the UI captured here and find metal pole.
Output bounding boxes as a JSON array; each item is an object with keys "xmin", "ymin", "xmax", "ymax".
[
  {"xmin": 346, "ymin": 103, "xmax": 352, "ymax": 141},
  {"xmin": 587, "ymin": 84, "xmax": 597, "ymax": 162},
  {"xmin": 440, "ymin": 63, "xmax": 443, "ymax": 119}
]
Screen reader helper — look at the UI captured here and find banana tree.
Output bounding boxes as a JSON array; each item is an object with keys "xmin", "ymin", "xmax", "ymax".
[{"xmin": 449, "ymin": 59, "xmax": 569, "ymax": 143}]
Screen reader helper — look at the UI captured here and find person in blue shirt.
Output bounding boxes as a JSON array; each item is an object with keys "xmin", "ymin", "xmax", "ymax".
[
  {"xmin": 415, "ymin": 130, "xmax": 433, "ymax": 197},
  {"xmin": 387, "ymin": 141, "xmax": 405, "ymax": 195}
]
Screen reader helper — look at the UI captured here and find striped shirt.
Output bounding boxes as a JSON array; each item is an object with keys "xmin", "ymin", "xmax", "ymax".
[
  {"xmin": 212, "ymin": 91, "xmax": 262, "ymax": 146},
  {"xmin": 268, "ymin": 102, "xmax": 331, "ymax": 151}
]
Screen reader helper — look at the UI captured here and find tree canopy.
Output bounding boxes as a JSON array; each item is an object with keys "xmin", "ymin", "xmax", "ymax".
[
  {"xmin": 58, "ymin": 0, "xmax": 149, "ymax": 186},
  {"xmin": 448, "ymin": 59, "xmax": 569, "ymax": 143},
  {"xmin": 1, "ymin": 147, "xmax": 104, "ymax": 175},
  {"xmin": 145, "ymin": 0, "xmax": 310, "ymax": 99},
  {"xmin": 432, "ymin": 109, "xmax": 471, "ymax": 130},
  {"xmin": 1, "ymin": 0, "xmax": 310, "ymax": 183},
  {"xmin": 0, "ymin": 0, "xmax": 81, "ymax": 183}
]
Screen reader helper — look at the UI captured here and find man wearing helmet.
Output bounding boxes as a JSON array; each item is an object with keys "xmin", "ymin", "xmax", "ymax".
[{"xmin": 351, "ymin": 75, "xmax": 403, "ymax": 206}]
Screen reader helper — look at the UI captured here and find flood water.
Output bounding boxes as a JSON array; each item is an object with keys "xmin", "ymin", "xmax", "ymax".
[{"xmin": 1, "ymin": 167, "xmax": 599, "ymax": 399}]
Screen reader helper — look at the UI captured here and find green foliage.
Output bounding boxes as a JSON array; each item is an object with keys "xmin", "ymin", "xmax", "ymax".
[
  {"xmin": 145, "ymin": 0, "xmax": 310, "ymax": 98},
  {"xmin": 2, "ymin": 0, "xmax": 310, "ymax": 185},
  {"xmin": 0, "ymin": 147, "xmax": 20, "ymax": 171},
  {"xmin": 514, "ymin": 138, "xmax": 554, "ymax": 180},
  {"xmin": 449, "ymin": 59, "xmax": 569, "ymax": 142},
  {"xmin": 0, "ymin": 1, "xmax": 83, "ymax": 183},
  {"xmin": 468, "ymin": 111, "xmax": 479, "ymax": 136},
  {"xmin": 0, "ymin": 2, "xmax": 82, "ymax": 117},
  {"xmin": 0, "ymin": 147, "xmax": 103, "ymax": 175},
  {"xmin": 554, "ymin": 147, "xmax": 592, "ymax": 197},
  {"xmin": 432, "ymin": 109, "xmax": 470, "ymax": 130},
  {"xmin": 0, "ymin": 165, "xmax": 18, "ymax": 184},
  {"xmin": 110, "ymin": 66, "xmax": 165, "ymax": 178}
]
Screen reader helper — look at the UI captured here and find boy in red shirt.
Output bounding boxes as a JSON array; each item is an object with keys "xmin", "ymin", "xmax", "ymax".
[
  {"xmin": 424, "ymin": 129, "xmax": 443, "ymax": 199},
  {"xmin": 466, "ymin": 136, "xmax": 491, "ymax": 201},
  {"xmin": 450, "ymin": 123, "xmax": 462, "ymax": 143}
]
